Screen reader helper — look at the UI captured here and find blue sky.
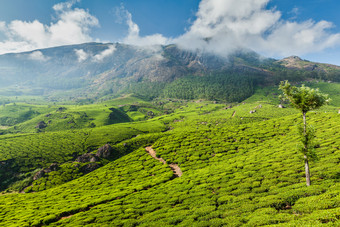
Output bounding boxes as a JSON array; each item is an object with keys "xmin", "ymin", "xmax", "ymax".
[{"xmin": 0, "ymin": 0, "xmax": 340, "ymax": 65}]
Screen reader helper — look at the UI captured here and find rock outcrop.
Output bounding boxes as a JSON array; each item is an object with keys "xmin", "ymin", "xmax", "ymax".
[
  {"xmin": 33, "ymin": 163, "xmax": 59, "ymax": 180},
  {"xmin": 76, "ymin": 153, "xmax": 99, "ymax": 163},
  {"xmin": 96, "ymin": 144, "xmax": 113, "ymax": 159},
  {"xmin": 76, "ymin": 144, "xmax": 114, "ymax": 163}
]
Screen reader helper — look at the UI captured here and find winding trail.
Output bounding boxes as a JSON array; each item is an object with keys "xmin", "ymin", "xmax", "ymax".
[{"xmin": 145, "ymin": 146, "xmax": 182, "ymax": 177}]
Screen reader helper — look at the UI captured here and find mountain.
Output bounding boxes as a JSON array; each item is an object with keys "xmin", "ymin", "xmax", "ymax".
[
  {"xmin": 0, "ymin": 42, "xmax": 339, "ymax": 101},
  {"xmin": 277, "ymin": 56, "xmax": 340, "ymax": 73}
]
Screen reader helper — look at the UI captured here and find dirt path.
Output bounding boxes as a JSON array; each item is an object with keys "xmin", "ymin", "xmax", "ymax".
[
  {"xmin": 145, "ymin": 146, "xmax": 182, "ymax": 177},
  {"xmin": 61, "ymin": 215, "xmax": 73, "ymax": 220}
]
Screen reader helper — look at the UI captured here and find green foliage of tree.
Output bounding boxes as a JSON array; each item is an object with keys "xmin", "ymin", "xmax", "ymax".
[
  {"xmin": 279, "ymin": 80, "xmax": 330, "ymax": 186},
  {"xmin": 279, "ymin": 81, "xmax": 330, "ymax": 113}
]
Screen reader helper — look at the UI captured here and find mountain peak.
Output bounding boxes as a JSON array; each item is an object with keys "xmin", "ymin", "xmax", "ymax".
[
  {"xmin": 284, "ymin": 56, "xmax": 303, "ymax": 61},
  {"xmin": 277, "ymin": 55, "xmax": 340, "ymax": 72}
]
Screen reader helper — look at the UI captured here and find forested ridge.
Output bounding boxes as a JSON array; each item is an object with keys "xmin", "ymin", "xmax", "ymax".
[{"xmin": 1, "ymin": 43, "xmax": 340, "ymax": 102}]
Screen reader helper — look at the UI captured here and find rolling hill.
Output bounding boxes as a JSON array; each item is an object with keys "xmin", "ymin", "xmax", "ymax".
[{"xmin": 0, "ymin": 98, "xmax": 339, "ymax": 226}]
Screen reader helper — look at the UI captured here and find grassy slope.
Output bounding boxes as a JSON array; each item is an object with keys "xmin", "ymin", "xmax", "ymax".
[
  {"xmin": 0, "ymin": 119, "xmax": 167, "ymax": 191},
  {"xmin": 0, "ymin": 95, "xmax": 162, "ymax": 133},
  {"xmin": 306, "ymin": 82, "xmax": 340, "ymax": 107},
  {"xmin": 0, "ymin": 103, "xmax": 54, "ymax": 126},
  {"xmin": 0, "ymin": 104, "xmax": 339, "ymax": 226},
  {"xmin": 0, "ymin": 83, "xmax": 340, "ymax": 226},
  {"xmin": 0, "ymin": 95, "xmax": 168, "ymax": 192}
]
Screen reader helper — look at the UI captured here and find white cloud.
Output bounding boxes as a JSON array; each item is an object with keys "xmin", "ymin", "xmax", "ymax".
[
  {"xmin": 117, "ymin": 4, "xmax": 169, "ymax": 47},
  {"xmin": 0, "ymin": 0, "xmax": 98, "ymax": 55},
  {"xmin": 27, "ymin": 51, "xmax": 49, "ymax": 61},
  {"xmin": 75, "ymin": 45, "xmax": 117, "ymax": 63},
  {"xmin": 53, "ymin": 0, "xmax": 80, "ymax": 11},
  {"xmin": 74, "ymin": 49, "xmax": 89, "ymax": 62},
  {"xmin": 263, "ymin": 20, "xmax": 340, "ymax": 56},
  {"xmin": 173, "ymin": 0, "xmax": 340, "ymax": 57},
  {"xmin": 93, "ymin": 44, "xmax": 116, "ymax": 62}
]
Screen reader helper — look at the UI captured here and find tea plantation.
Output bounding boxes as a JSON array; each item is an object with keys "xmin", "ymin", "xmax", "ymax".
[{"xmin": 0, "ymin": 87, "xmax": 339, "ymax": 226}]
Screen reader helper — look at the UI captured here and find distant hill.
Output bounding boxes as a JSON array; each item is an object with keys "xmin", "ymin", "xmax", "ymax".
[
  {"xmin": 0, "ymin": 42, "xmax": 339, "ymax": 102},
  {"xmin": 277, "ymin": 56, "xmax": 340, "ymax": 73}
]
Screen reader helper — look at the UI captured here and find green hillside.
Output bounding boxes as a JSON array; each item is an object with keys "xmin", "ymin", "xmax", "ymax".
[
  {"xmin": 0, "ymin": 95, "xmax": 163, "ymax": 134},
  {"xmin": 0, "ymin": 81, "xmax": 339, "ymax": 226}
]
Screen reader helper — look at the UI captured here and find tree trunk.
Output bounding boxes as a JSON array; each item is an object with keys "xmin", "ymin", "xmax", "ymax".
[
  {"xmin": 303, "ymin": 111, "xmax": 311, "ymax": 186},
  {"xmin": 303, "ymin": 112, "xmax": 306, "ymax": 135},
  {"xmin": 304, "ymin": 155, "xmax": 311, "ymax": 186}
]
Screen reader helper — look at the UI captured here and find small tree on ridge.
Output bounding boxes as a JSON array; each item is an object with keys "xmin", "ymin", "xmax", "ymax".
[{"xmin": 279, "ymin": 80, "xmax": 330, "ymax": 186}]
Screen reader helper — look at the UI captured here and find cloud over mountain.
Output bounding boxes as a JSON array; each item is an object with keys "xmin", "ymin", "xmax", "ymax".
[
  {"xmin": 174, "ymin": 0, "xmax": 340, "ymax": 57},
  {"xmin": 93, "ymin": 44, "xmax": 116, "ymax": 62},
  {"xmin": 0, "ymin": 0, "xmax": 98, "ymax": 55},
  {"xmin": 74, "ymin": 49, "xmax": 88, "ymax": 62},
  {"xmin": 27, "ymin": 51, "xmax": 49, "ymax": 61}
]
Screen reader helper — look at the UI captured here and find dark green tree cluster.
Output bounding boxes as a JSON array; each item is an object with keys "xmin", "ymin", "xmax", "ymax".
[
  {"xmin": 162, "ymin": 73, "xmax": 255, "ymax": 102},
  {"xmin": 124, "ymin": 82, "xmax": 167, "ymax": 100},
  {"xmin": 272, "ymin": 68, "xmax": 340, "ymax": 84}
]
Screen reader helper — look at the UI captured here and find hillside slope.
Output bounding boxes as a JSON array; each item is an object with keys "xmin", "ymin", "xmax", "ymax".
[{"xmin": 0, "ymin": 104, "xmax": 339, "ymax": 226}]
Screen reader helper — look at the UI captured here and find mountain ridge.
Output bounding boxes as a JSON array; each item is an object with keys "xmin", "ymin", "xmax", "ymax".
[{"xmin": 0, "ymin": 42, "xmax": 339, "ymax": 101}]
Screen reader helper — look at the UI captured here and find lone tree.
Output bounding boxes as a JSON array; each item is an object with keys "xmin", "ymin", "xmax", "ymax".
[{"xmin": 279, "ymin": 80, "xmax": 330, "ymax": 186}]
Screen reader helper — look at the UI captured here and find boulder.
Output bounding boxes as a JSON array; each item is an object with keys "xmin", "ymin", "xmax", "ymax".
[
  {"xmin": 76, "ymin": 153, "xmax": 99, "ymax": 163},
  {"xmin": 96, "ymin": 144, "xmax": 113, "ymax": 159},
  {"xmin": 33, "ymin": 163, "xmax": 60, "ymax": 180}
]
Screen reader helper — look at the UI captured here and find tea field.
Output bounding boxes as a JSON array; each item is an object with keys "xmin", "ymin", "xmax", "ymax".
[{"xmin": 0, "ymin": 84, "xmax": 339, "ymax": 226}]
